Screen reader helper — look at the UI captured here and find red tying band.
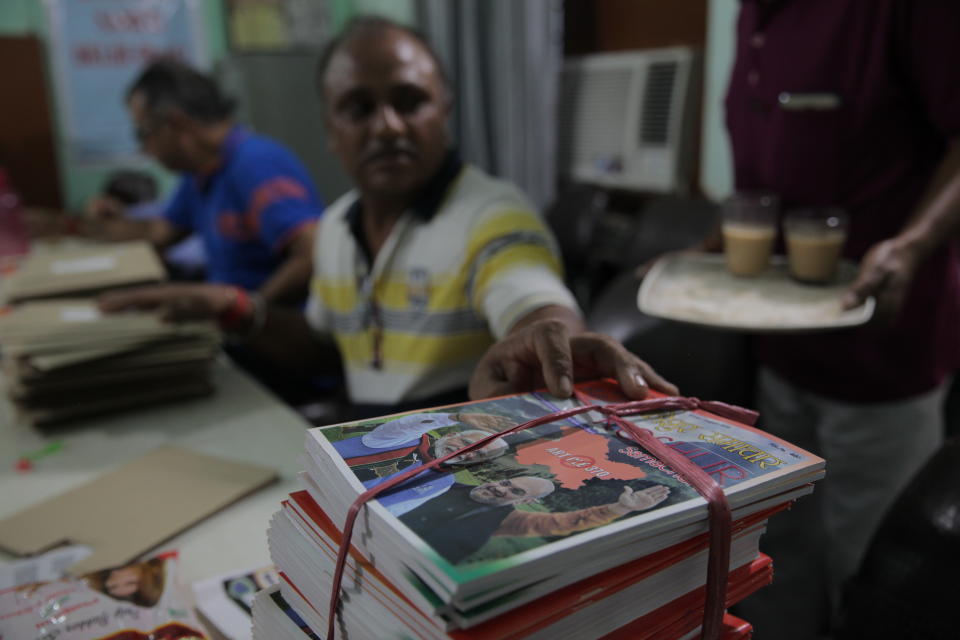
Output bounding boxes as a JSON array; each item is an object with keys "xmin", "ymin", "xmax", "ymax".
[
  {"xmin": 217, "ymin": 287, "xmax": 251, "ymax": 331},
  {"xmin": 326, "ymin": 394, "xmax": 757, "ymax": 640}
]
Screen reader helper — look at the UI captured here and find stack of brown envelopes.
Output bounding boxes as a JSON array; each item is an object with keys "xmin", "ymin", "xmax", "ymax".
[
  {"xmin": 0, "ymin": 242, "xmax": 221, "ymax": 425},
  {"xmin": 0, "ymin": 301, "xmax": 219, "ymax": 426},
  {"xmin": 1, "ymin": 241, "xmax": 166, "ymax": 303}
]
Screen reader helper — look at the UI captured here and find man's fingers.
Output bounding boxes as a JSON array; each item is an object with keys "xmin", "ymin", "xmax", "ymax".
[
  {"xmin": 98, "ymin": 287, "xmax": 166, "ymax": 312},
  {"xmin": 567, "ymin": 334, "xmax": 644, "ymax": 396},
  {"xmin": 571, "ymin": 334, "xmax": 678, "ymax": 398},
  {"xmin": 636, "ymin": 360, "xmax": 679, "ymax": 396},
  {"xmin": 842, "ymin": 261, "xmax": 888, "ymax": 310},
  {"xmin": 842, "ymin": 277, "xmax": 878, "ymax": 310},
  {"xmin": 472, "ymin": 320, "xmax": 676, "ymax": 401},
  {"xmin": 532, "ymin": 321, "xmax": 574, "ymax": 397},
  {"xmin": 469, "ymin": 370, "xmax": 521, "ymax": 401},
  {"xmin": 469, "ymin": 350, "xmax": 518, "ymax": 400}
]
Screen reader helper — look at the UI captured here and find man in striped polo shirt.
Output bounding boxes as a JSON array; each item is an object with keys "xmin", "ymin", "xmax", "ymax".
[{"xmin": 101, "ymin": 17, "xmax": 675, "ymax": 413}]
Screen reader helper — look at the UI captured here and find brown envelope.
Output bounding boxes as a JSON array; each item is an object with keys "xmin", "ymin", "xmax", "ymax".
[
  {"xmin": 3, "ymin": 241, "xmax": 166, "ymax": 302},
  {"xmin": 0, "ymin": 445, "xmax": 277, "ymax": 574}
]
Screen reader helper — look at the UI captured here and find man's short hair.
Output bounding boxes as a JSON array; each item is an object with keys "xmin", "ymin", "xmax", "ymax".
[
  {"xmin": 102, "ymin": 170, "xmax": 158, "ymax": 206},
  {"xmin": 126, "ymin": 58, "xmax": 236, "ymax": 123},
  {"xmin": 314, "ymin": 15, "xmax": 450, "ymax": 102}
]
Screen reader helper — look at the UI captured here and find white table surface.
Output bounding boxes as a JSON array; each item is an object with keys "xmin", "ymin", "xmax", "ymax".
[{"xmin": 0, "ymin": 357, "xmax": 311, "ymax": 586}]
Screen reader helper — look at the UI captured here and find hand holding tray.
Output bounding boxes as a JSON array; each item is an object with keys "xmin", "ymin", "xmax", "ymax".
[{"xmin": 638, "ymin": 253, "xmax": 874, "ymax": 332}]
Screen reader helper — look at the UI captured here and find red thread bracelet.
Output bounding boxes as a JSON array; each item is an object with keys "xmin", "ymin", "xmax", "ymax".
[{"xmin": 217, "ymin": 287, "xmax": 252, "ymax": 331}]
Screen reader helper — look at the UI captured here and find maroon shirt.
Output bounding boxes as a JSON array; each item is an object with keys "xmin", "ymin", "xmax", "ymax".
[{"xmin": 726, "ymin": 0, "xmax": 960, "ymax": 402}]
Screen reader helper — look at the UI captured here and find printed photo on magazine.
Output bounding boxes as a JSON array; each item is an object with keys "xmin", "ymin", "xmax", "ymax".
[
  {"xmin": 314, "ymin": 381, "xmax": 823, "ymax": 571},
  {"xmin": 193, "ymin": 564, "xmax": 280, "ymax": 640}
]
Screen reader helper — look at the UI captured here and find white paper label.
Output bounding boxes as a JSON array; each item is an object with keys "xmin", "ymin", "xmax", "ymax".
[
  {"xmin": 50, "ymin": 255, "xmax": 117, "ymax": 275},
  {"xmin": 0, "ymin": 544, "xmax": 93, "ymax": 589},
  {"xmin": 61, "ymin": 307, "xmax": 101, "ymax": 322}
]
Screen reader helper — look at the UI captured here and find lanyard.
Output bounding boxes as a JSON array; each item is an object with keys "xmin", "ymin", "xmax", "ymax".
[{"xmin": 355, "ymin": 214, "xmax": 415, "ymax": 370}]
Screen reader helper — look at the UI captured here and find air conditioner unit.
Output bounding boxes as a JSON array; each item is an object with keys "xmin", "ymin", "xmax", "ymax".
[{"xmin": 558, "ymin": 47, "xmax": 701, "ymax": 194}]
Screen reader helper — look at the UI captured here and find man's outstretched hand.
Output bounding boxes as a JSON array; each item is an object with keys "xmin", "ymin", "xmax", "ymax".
[
  {"xmin": 468, "ymin": 318, "xmax": 678, "ymax": 400},
  {"xmin": 98, "ymin": 284, "xmax": 234, "ymax": 322}
]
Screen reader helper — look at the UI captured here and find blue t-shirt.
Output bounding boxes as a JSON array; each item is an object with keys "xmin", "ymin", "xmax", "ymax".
[{"xmin": 163, "ymin": 126, "xmax": 323, "ymax": 290}]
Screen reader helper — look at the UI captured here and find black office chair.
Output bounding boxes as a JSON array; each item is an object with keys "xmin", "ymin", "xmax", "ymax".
[
  {"xmin": 544, "ymin": 183, "xmax": 610, "ymax": 309},
  {"xmin": 582, "ymin": 195, "xmax": 756, "ymax": 406},
  {"xmin": 587, "ymin": 271, "xmax": 756, "ymax": 406},
  {"xmin": 834, "ymin": 436, "xmax": 960, "ymax": 640}
]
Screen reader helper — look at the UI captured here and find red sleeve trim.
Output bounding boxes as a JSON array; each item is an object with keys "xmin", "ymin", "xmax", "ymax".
[
  {"xmin": 272, "ymin": 217, "xmax": 317, "ymax": 254},
  {"xmin": 244, "ymin": 177, "xmax": 309, "ymax": 233}
]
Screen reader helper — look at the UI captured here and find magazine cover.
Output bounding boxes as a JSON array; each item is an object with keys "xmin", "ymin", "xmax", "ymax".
[
  {"xmin": 193, "ymin": 564, "xmax": 280, "ymax": 640},
  {"xmin": 310, "ymin": 381, "xmax": 824, "ymax": 590},
  {"xmin": 0, "ymin": 552, "xmax": 209, "ymax": 640}
]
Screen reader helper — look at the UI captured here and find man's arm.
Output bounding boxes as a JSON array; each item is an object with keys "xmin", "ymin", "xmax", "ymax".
[
  {"xmin": 256, "ymin": 222, "xmax": 316, "ymax": 304},
  {"xmin": 85, "ymin": 215, "xmax": 187, "ymax": 249},
  {"xmin": 98, "ymin": 283, "xmax": 341, "ymax": 376},
  {"xmin": 24, "ymin": 207, "xmax": 186, "ymax": 250},
  {"xmin": 844, "ymin": 138, "xmax": 960, "ymax": 321},
  {"xmin": 469, "ymin": 304, "xmax": 678, "ymax": 401},
  {"xmin": 243, "ymin": 300, "xmax": 341, "ymax": 375},
  {"xmin": 496, "ymin": 485, "xmax": 670, "ymax": 538}
]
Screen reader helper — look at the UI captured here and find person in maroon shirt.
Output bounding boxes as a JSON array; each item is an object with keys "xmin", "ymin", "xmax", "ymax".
[{"xmin": 724, "ymin": 1, "xmax": 960, "ymax": 638}]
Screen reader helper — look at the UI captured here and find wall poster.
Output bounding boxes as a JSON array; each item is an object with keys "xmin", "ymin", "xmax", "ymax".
[{"xmin": 46, "ymin": 0, "xmax": 208, "ymax": 164}]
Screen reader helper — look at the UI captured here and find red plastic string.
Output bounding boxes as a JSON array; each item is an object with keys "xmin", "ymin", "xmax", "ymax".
[
  {"xmin": 325, "ymin": 395, "xmax": 757, "ymax": 640},
  {"xmin": 600, "ymin": 407, "xmax": 732, "ymax": 640}
]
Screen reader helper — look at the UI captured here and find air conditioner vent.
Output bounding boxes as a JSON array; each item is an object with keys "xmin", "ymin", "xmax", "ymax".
[
  {"xmin": 640, "ymin": 61, "xmax": 678, "ymax": 146},
  {"xmin": 558, "ymin": 48, "xmax": 699, "ymax": 194},
  {"xmin": 558, "ymin": 68, "xmax": 633, "ymax": 169}
]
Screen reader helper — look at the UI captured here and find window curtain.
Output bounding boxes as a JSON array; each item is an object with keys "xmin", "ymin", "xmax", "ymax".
[{"xmin": 415, "ymin": 0, "xmax": 563, "ymax": 210}]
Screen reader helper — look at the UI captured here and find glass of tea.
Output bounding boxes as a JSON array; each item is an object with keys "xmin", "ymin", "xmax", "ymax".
[
  {"xmin": 784, "ymin": 208, "xmax": 849, "ymax": 283},
  {"xmin": 722, "ymin": 191, "xmax": 780, "ymax": 277}
]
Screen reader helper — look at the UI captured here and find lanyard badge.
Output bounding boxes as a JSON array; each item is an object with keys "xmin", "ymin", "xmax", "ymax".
[{"xmin": 358, "ymin": 272, "xmax": 384, "ymax": 370}]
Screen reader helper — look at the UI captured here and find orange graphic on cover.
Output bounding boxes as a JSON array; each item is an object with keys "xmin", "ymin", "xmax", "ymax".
[{"xmin": 516, "ymin": 430, "xmax": 646, "ymax": 489}]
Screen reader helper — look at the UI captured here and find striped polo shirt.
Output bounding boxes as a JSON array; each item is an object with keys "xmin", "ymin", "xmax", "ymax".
[{"xmin": 305, "ymin": 157, "xmax": 578, "ymax": 405}]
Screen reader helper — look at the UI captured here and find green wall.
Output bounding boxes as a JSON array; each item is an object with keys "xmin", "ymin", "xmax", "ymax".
[
  {"xmin": 330, "ymin": 0, "xmax": 415, "ymax": 30},
  {"xmin": 699, "ymin": 0, "xmax": 737, "ymax": 201},
  {"xmin": 0, "ymin": 0, "xmax": 415, "ymax": 210},
  {"xmin": 0, "ymin": 0, "xmax": 228, "ymax": 209},
  {"xmin": 0, "ymin": 0, "xmax": 39, "ymax": 34}
]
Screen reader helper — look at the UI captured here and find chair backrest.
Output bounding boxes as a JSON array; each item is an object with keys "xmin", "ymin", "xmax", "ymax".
[
  {"xmin": 835, "ymin": 436, "xmax": 960, "ymax": 639},
  {"xmin": 545, "ymin": 184, "xmax": 609, "ymax": 269},
  {"xmin": 587, "ymin": 270, "xmax": 756, "ymax": 407}
]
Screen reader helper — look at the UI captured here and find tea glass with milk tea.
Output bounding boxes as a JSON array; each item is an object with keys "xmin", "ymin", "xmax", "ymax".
[
  {"xmin": 722, "ymin": 192, "xmax": 779, "ymax": 277},
  {"xmin": 784, "ymin": 208, "xmax": 848, "ymax": 283}
]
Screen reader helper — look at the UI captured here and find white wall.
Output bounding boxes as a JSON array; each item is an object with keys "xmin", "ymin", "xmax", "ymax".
[{"xmin": 699, "ymin": 0, "xmax": 737, "ymax": 201}]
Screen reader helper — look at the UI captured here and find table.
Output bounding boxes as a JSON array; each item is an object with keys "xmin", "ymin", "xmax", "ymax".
[{"xmin": 0, "ymin": 357, "xmax": 311, "ymax": 586}]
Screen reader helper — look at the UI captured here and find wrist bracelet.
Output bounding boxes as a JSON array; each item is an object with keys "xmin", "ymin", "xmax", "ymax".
[
  {"xmin": 222, "ymin": 289, "xmax": 267, "ymax": 343},
  {"xmin": 218, "ymin": 287, "xmax": 252, "ymax": 331},
  {"xmin": 243, "ymin": 293, "xmax": 267, "ymax": 341}
]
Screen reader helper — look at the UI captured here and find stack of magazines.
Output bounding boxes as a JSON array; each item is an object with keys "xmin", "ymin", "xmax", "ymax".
[
  {"xmin": 0, "ymin": 299, "xmax": 218, "ymax": 425},
  {"xmin": 255, "ymin": 380, "xmax": 825, "ymax": 639},
  {"xmin": 251, "ymin": 583, "xmax": 756, "ymax": 640}
]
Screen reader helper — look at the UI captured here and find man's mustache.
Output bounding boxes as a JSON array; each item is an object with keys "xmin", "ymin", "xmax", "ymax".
[{"xmin": 362, "ymin": 141, "xmax": 419, "ymax": 164}]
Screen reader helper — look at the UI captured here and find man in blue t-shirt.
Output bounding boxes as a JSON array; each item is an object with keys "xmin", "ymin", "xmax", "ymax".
[{"xmin": 88, "ymin": 59, "xmax": 324, "ymax": 304}]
